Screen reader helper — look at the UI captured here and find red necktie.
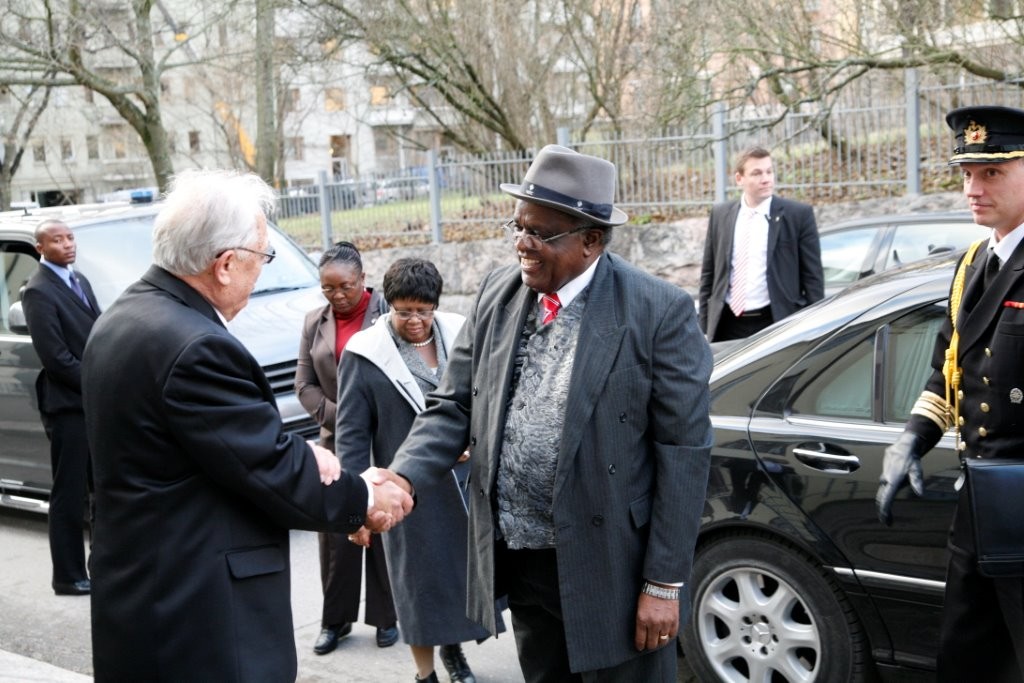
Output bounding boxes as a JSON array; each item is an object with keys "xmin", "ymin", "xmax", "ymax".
[{"xmin": 541, "ymin": 293, "xmax": 561, "ymax": 325}]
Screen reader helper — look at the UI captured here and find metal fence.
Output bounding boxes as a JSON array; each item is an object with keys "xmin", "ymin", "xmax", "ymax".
[{"xmin": 275, "ymin": 69, "xmax": 1024, "ymax": 252}]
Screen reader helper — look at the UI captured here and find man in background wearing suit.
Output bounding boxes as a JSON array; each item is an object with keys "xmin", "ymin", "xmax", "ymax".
[
  {"xmin": 22, "ymin": 219, "xmax": 100, "ymax": 597},
  {"xmin": 699, "ymin": 146, "xmax": 824, "ymax": 341},
  {"xmin": 81, "ymin": 169, "xmax": 413, "ymax": 681},
  {"xmin": 378, "ymin": 145, "xmax": 713, "ymax": 682}
]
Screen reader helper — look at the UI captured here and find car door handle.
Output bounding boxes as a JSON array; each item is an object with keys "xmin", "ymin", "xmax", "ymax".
[{"xmin": 792, "ymin": 445, "xmax": 861, "ymax": 473}]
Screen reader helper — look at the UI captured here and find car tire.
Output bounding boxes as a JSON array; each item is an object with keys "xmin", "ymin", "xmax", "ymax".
[{"xmin": 680, "ymin": 533, "xmax": 873, "ymax": 683}]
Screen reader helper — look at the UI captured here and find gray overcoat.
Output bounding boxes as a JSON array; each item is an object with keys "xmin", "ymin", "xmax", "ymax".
[{"xmin": 337, "ymin": 312, "xmax": 499, "ymax": 645}]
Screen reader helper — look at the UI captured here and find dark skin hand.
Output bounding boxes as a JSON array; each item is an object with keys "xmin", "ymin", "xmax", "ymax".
[{"xmin": 634, "ymin": 586, "xmax": 679, "ymax": 651}]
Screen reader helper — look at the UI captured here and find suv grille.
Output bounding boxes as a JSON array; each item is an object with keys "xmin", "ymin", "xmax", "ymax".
[
  {"xmin": 263, "ymin": 360, "xmax": 298, "ymax": 395},
  {"xmin": 287, "ymin": 416, "xmax": 322, "ymax": 441},
  {"xmin": 263, "ymin": 360, "xmax": 321, "ymax": 441}
]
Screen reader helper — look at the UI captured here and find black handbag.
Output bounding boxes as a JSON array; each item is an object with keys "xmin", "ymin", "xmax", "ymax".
[{"xmin": 966, "ymin": 458, "xmax": 1024, "ymax": 577}]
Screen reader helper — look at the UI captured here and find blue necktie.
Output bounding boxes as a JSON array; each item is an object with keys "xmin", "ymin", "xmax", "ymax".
[{"xmin": 68, "ymin": 271, "xmax": 91, "ymax": 309}]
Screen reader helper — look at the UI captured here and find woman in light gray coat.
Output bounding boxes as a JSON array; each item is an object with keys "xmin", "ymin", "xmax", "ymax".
[{"xmin": 338, "ymin": 258, "xmax": 501, "ymax": 683}]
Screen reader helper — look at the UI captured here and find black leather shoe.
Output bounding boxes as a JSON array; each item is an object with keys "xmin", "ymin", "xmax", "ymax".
[
  {"xmin": 313, "ymin": 622, "xmax": 352, "ymax": 655},
  {"xmin": 415, "ymin": 672, "xmax": 440, "ymax": 682},
  {"xmin": 440, "ymin": 643, "xmax": 476, "ymax": 683},
  {"xmin": 52, "ymin": 579, "xmax": 90, "ymax": 596},
  {"xmin": 376, "ymin": 624, "xmax": 399, "ymax": 648}
]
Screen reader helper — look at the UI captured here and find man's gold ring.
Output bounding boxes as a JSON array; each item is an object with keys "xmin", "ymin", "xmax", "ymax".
[{"xmin": 659, "ymin": 634, "xmax": 669, "ymax": 640}]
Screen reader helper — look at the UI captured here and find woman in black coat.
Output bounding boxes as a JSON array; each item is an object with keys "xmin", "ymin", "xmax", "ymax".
[{"xmin": 338, "ymin": 258, "xmax": 502, "ymax": 683}]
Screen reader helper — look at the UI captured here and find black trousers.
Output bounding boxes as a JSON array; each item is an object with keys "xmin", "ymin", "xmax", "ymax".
[
  {"xmin": 500, "ymin": 544, "xmax": 676, "ymax": 683},
  {"xmin": 937, "ymin": 488, "xmax": 1024, "ymax": 682},
  {"xmin": 318, "ymin": 531, "xmax": 396, "ymax": 628},
  {"xmin": 712, "ymin": 305, "xmax": 773, "ymax": 342},
  {"xmin": 41, "ymin": 410, "xmax": 91, "ymax": 585}
]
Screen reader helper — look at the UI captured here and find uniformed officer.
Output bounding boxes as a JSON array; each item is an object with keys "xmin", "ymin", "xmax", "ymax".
[{"xmin": 876, "ymin": 105, "xmax": 1024, "ymax": 682}]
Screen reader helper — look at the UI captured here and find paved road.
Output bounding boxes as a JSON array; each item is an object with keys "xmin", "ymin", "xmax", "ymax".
[{"xmin": 0, "ymin": 508, "xmax": 696, "ymax": 682}]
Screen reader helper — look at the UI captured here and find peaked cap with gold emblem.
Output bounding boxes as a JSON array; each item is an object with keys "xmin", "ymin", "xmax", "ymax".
[{"xmin": 947, "ymin": 105, "xmax": 1024, "ymax": 165}]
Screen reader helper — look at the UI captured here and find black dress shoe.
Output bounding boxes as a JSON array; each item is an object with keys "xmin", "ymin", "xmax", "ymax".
[
  {"xmin": 415, "ymin": 672, "xmax": 440, "ymax": 682},
  {"xmin": 52, "ymin": 579, "xmax": 90, "ymax": 596},
  {"xmin": 440, "ymin": 643, "xmax": 476, "ymax": 683},
  {"xmin": 376, "ymin": 623, "xmax": 399, "ymax": 648},
  {"xmin": 313, "ymin": 622, "xmax": 352, "ymax": 655}
]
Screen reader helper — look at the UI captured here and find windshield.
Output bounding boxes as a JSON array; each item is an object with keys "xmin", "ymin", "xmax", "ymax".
[{"xmin": 73, "ymin": 215, "xmax": 318, "ymax": 309}]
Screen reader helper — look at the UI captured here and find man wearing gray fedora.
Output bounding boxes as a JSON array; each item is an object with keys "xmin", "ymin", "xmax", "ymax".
[{"xmin": 379, "ymin": 145, "xmax": 713, "ymax": 681}]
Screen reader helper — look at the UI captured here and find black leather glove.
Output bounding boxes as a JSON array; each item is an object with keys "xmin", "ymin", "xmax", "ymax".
[{"xmin": 876, "ymin": 431, "xmax": 926, "ymax": 526}]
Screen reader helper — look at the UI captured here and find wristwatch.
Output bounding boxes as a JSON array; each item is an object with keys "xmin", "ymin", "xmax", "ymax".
[{"xmin": 641, "ymin": 581, "xmax": 680, "ymax": 601}]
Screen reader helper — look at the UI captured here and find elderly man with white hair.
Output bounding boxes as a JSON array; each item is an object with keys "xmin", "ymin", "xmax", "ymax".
[{"xmin": 82, "ymin": 169, "xmax": 412, "ymax": 682}]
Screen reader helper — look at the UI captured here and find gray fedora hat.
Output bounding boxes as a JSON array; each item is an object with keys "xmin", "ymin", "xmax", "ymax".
[{"xmin": 500, "ymin": 145, "xmax": 628, "ymax": 226}]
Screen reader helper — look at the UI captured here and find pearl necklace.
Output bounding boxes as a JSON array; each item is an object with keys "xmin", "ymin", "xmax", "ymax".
[{"xmin": 410, "ymin": 335, "xmax": 434, "ymax": 348}]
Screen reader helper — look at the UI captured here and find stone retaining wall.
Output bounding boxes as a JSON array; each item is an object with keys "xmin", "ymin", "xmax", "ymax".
[{"xmin": 359, "ymin": 191, "xmax": 970, "ymax": 316}]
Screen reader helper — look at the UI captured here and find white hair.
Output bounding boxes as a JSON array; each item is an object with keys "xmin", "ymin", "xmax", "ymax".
[{"xmin": 152, "ymin": 169, "xmax": 277, "ymax": 276}]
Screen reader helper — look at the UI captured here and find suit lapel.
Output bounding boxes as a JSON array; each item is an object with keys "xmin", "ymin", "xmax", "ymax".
[
  {"xmin": 483, "ymin": 280, "xmax": 534, "ymax": 488},
  {"xmin": 720, "ymin": 202, "xmax": 740, "ymax": 263},
  {"xmin": 77, "ymin": 273, "xmax": 101, "ymax": 316},
  {"xmin": 314, "ymin": 306, "xmax": 338, "ymax": 398},
  {"xmin": 959, "ymin": 245, "xmax": 1024, "ymax": 356},
  {"xmin": 347, "ymin": 322, "xmax": 424, "ymax": 412},
  {"xmin": 766, "ymin": 196, "xmax": 783, "ymax": 257},
  {"xmin": 553, "ymin": 256, "xmax": 625, "ymax": 498},
  {"xmin": 42, "ymin": 266, "xmax": 96, "ymax": 317}
]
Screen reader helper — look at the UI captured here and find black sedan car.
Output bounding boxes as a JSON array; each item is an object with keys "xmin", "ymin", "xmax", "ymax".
[{"xmin": 681, "ymin": 253, "xmax": 965, "ymax": 682}]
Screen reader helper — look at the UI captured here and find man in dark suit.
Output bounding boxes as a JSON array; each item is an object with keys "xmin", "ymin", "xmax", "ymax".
[
  {"xmin": 21, "ymin": 218, "xmax": 101, "ymax": 597},
  {"xmin": 378, "ymin": 145, "xmax": 713, "ymax": 681},
  {"xmin": 877, "ymin": 106, "xmax": 1024, "ymax": 682},
  {"xmin": 81, "ymin": 169, "xmax": 413, "ymax": 682},
  {"xmin": 699, "ymin": 146, "xmax": 824, "ymax": 341}
]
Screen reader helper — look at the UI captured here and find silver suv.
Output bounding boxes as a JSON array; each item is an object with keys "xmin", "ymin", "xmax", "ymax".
[{"xmin": 0, "ymin": 202, "xmax": 323, "ymax": 512}]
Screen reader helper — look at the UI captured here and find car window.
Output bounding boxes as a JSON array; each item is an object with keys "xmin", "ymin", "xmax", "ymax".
[
  {"xmin": 793, "ymin": 337, "xmax": 874, "ymax": 419},
  {"xmin": 883, "ymin": 302, "xmax": 946, "ymax": 422},
  {"xmin": 885, "ymin": 222, "xmax": 989, "ymax": 271},
  {"xmin": 788, "ymin": 301, "xmax": 946, "ymax": 421},
  {"xmin": 72, "ymin": 216, "xmax": 317, "ymax": 309},
  {"xmin": 73, "ymin": 217, "xmax": 158, "ymax": 308},
  {"xmin": 819, "ymin": 227, "xmax": 878, "ymax": 287},
  {"xmin": 0, "ymin": 245, "xmax": 38, "ymax": 334}
]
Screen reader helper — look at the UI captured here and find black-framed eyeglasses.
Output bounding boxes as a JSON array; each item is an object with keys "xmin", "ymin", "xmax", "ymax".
[
  {"xmin": 501, "ymin": 219, "xmax": 590, "ymax": 247},
  {"xmin": 392, "ymin": 308, "xmax": 436, "ymax": 321},
  {"xmin": 233, "ymin": 246, "xmax": 276, "ymax": 264}
]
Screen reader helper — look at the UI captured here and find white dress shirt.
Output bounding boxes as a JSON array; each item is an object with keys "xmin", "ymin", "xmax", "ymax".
[{"xmin": 727, "ymin": 196, "xmax": 772, "ymax": 312}]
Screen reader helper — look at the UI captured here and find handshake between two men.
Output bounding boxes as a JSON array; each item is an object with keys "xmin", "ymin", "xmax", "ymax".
[{"xmin": 310, "ymin": 442, "xmax": 414, "ymax": 532}]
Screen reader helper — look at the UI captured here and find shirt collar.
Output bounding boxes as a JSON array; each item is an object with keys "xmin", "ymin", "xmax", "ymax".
[
  {"xmin": 742, "ymin": 196, "xmax": 773, "ymax": 217},
  {"xmin": 40, "ymin": 258, "xmax": 74, "ymax": 284},
  {"xmin": 989, "ymin": 222, "xmax": 1024, "ymax": 265},
  {"xmin": 537, "ymin": 254, "xmax": 601, "ymax": 308}
]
